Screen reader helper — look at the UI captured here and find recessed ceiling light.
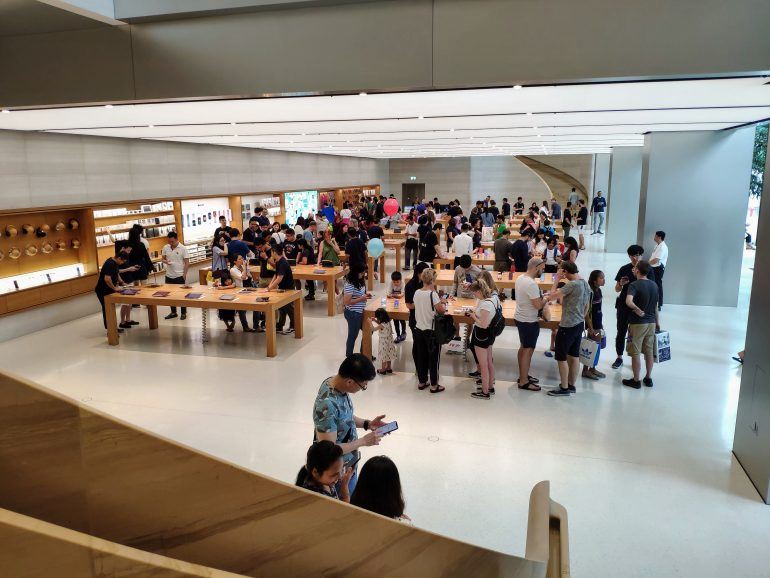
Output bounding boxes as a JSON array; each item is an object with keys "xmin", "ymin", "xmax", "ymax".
[
  {"xmin": 359, "ymin": 92, "xmax": 367, "ymax": 96},
  {"xmin": 418, "ymin": 115, "xmax": 424, "ymax": 119},
  {"xmin": 230, "ymin": 122, "xmax": 236, "ymax": 126},
  {"xmin": 1, "ymin": 109, "xmax": 10, "ymax": 114},
  {"xmin": 537, "ymin": 134, "xmax": 542, "ymax": 138},
  {"xmin": 533, "ymin": 126, "xmax": 538, "ymax": 130},
  {"xmin": 526, "ymin": 112, "xmax": 533, "ymax": 116},
  {"xmin": 513, "ymin": 85, "xmax": 523, "ymax": 90},
  {"xmin": 104, "ymin": 104, "xmax": 113, "ymax": 109},
  {"xmin": 450, "ymin": 128, "xmax": 455, "ymax": 132},
  {"xmin": 290, "ymin": 140, "xmax": 294, "ymax": 143},
  {"xmin": 233, "ymin": 134, "xmax": 239, "ymax": 137},
  {"xmin": 301, "ymin": 133, "xmax": 306, "ymax": 136},
  {"xmin": 148, "ymin": 124, "xmax": 154, "ymax": 128}
]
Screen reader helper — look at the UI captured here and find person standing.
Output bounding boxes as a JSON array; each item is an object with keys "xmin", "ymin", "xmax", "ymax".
[
  {"xmin": 502, "ymin": 197, "xmax": 511, "ymax": 217},
  {"xmin": 214, "ymin": 215, "xmax": 233, "ymax": 238},
  {"xmin": 412, "ymin": 268, "xmax": 446, "ymax": 393},
  {"xmin": 343, "ymin": 265, "xmax": 371, "ymax": 357},
  {"xmin": 404, "ymin": 262, "xmax": 430, "ymax": 338},
  {"xmin": 228, "ymin": 254, "xmax": 257, "ymax": 333},
  {"xmin": 576, "ymin": 200, "xmax": 589, "ymax": 250},
  {"xmin": 161, "ymin": 232, "xmax": 189, "ymax": 320},
  {"xmin": 514, "ymin": 258, "xmax": 546, "ymax": 391},
  {"xmin": 418, "ymin": 223, "xmax": 444, "ymax": 264},
  {"xmin": 227, "ymin": 228, "xmax": 251, "ymax": 262},
  {"xmin": 545, "ymin": 261, "xmax": 592, "ymax": 397},
  {"xmin": 467, "ymin": 278, "xmax": 502, "ymax": 400},
  {"xmin": 582, "ymin": 270, "xmax": 606, "ymax": 380},
  {"xmin": 649, "ymin": 230, "xmax": 668, "ymax": 309},
  {"xmin": 453, "ymin": 224, "xmax": 474, "ymax": 259},
  {"xmin": 611, "ymin": 245, "xmax": 645, "ymax": 370},
  {"xmin": 345, "ymin": 228, "xmax": 368, "ymax": 271},
  {"xmin": 623, "ymin": 260, "xmax": 660, "ymax": 389},
  {"xmin": 266, "ymin": 244, "xmax": 296, "ymax": 334},
  {"xmin": 568, "ymin": 187, "xmax": 579, "ymax": 207},
  {"xmin": 562, "ymin": 201, "xmax": 573, "ymax": 240},
  {"xmin": 493, "ymin": 229, "xmax": 513, "ymax": 272},
  {"xmin": 313, "ymin": 354, "xmax": 387, "ymax": 494},
  {"xmin": 590, "ymin": 191, "xmax": 607, "ymax": 235},
  {"xmin": 551, "ymin": 198, "xmax": 562, "ymax": 221},
  {"xmin": 511, "ymin": 230, "xmax": 532, "ymax": 273},
  {"xmin": 403, "ymin": 215, "xmax": 419, "ymax": 271}
]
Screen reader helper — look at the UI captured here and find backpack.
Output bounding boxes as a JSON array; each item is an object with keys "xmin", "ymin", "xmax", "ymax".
[
  {"xmin": 430, "ymin": 292, "xmax": 455, "ymax": 346},
  {"xmin": 488, "ymin": 298, "xmax": 506, "ymax": 337}
]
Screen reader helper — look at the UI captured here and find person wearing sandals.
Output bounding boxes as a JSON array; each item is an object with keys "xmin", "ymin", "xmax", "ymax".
[
  {"xmin": 514, "ymin": 258, "xmax": 547, "ymax": 392},
  {"xmin": 582, "ymin": 270, "xmax": 607, "ymax": 380},
  {"xmin": 467, "ymin": 278, "xmax": 501, "ymax": 400},
  {"xmin": 412, "ymin": 268, "xmax": 447, "ymax": 393},
  {"xmin": 372, "ymin": 308, "xmax": 397, "ymax": 375}
]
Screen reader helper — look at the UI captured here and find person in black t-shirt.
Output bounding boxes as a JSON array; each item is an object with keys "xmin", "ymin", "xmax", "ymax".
[
  {"xmin": 267, "ymin": 244, "xmax": 296, "ymax": 334},
  {"xmin": 418, "ymin": 223, "xmax": 443, "ymax": 263},
  {"xmin": 511, "ymin": 231, "xmax": 532, "ymax": 272},
  {"xmin": 416, "ymin": 215, "xmax": 430, "ymax": 245},
  {"xmin": 243, "ymin": 217, "xmax": 260, "ymax": 252},
  {"xmin": 611, "ymin": 245, "xmax": 645, "ymax": 369},
  {"xmin": 623, "ymin": 260, "xmax": 660, "ymax": 388},
  {"xmin": 345, "ymin": 228, "xmax": 368, "ymax": 270},
  {"xmin": 513, "ymin": 197, "xmax": 525, "ymax": 215},
  {"xmin": 366, "ymin": 218, "xmax": 384, "ymax": 240},
  {"xmin": 95, "ymin": 250, "xmax": 129, "ymax": 330},
  {"xmin": 213, "ymin": 215, "xmax": 233, "ymax": 239},
  {"xmin": 502, "ymin": 198, "xmax": 511, "ymax": 217},
  {"xmin": 283, "ymin": 229, "xmax": 299, "ymax": 263},
  {"xmin": 576, "ymin": 200, "xmax": 589, "ymax": 250}
]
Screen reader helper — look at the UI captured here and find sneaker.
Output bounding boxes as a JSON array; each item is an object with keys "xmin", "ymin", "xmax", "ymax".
[
  {"xmin": 643, "ymin": 377, "xmax": 654, "ymax": 388},
  {"xmin": 470, "ymin": 391, "xmax": 490, "ymax": 400},
  {"xmin": 256, "ymin": 326, "xmax": 266, "ymax": 333},
  {"xmin": 280, "ymin": 327, "xmax": 295, "ymax": 335},
  {"xmin": 544, "ymin": 350, "xmax": 554, "ymax": 358},
  {"xmin": 581, "ymin": 370, "xmax": 599, "ymax": 380},
  {"xmin": 128, "ymin": 320, "xmax": 140, "ymax": 326},
  {"xmin": 547, "ymin": 387, "xmax": 571, "ymax": 397},
  {"xmin": 468, "ymin": 370, "xmax": 481, "ymax": 377},
  {"xmin": 164, "ymin": 313, "xmax": 178, "ymax": 320},
  {"xmin": 119, "ymin": 322, "xmax": 132, "ymax": 329},
  {"xmin": 180, "ymin": 314, "xmax": 187, "ymax": 320},
  {"xmin": 591, "ymin": 368, "xmax": 607, "ymax": 379},
  {"xmin": 304, "ymin": 295, "xmax": 315, "ymax": 301},
  {"xmin": 567, "ymin": 384, "xmax": 576, "ymax": 393},
  {"xmin": 611, "ymin": 357, "xmax": 623, "ymax": 369},
  {"xmin": 622, "ymin": 378, "xmax": 641, "ymax": 389},
  {"xmin": 476, "ymin": 386, "xmax": 495, "ymax": 395},
  {"xmin": 402, "ymin": 266, "xmax": 411, "ymax": 271}
]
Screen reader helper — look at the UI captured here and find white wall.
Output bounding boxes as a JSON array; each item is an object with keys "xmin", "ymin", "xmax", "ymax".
[
  {"xmin": 469, "ymin": 157, "xmax": 550, "ymax": 204},
  {"xmin": 592, "ymin": 153, "xmax": 611, "ymax": 197},
  {"xmin": 638, "ymin": 129, "xmax": 754, "ymax": 306},
  {"xmin": 606, "ymin": 147, "xmax": 643, "ymax": 253}
]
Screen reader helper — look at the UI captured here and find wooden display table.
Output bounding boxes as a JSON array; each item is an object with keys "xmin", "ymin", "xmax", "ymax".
[
  {"xmin": 433, "ymin": 252, "xmax": 495, "ymax": 269},
  {"xmin": 433, "ymin": 269, "xmax": 556, "ymax": 291},
  {"xmin": 383, "ymin": 230, "xmax": 406, "ymax": 240},
  {"xmin": 104, "ymin": 285, "xmax": 303, "ymax": 357},
  {"xmin": 365, "ymin": 239, "xmax": 405, "ymax": 290},
  {"xmin": 361, "ymin": 297, "xmax": 561, "ymax": 358}
]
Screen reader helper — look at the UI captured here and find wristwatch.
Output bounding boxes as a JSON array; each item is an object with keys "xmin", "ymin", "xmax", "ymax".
[{"xmin": 363, "ymin": 419, "xmax": 370, "ymax": 431}]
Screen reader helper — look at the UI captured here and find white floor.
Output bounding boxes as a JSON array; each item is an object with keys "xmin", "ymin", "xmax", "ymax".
[{"xmin": 2, "ymin": 235, "xmax": 768, "ymax": 578}]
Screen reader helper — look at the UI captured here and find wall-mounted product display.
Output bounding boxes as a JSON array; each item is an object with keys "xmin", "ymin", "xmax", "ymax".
[
  {"xmin": 318, "ymin": 190, "xmax": 334, "ymax": 208},
  {"xmin": 337, "ymin": 185, "xmax": 381, "ymax": 209},
  {"xmin": 240, "ymin": 193, "xmax": 282, "ymax": 228},
  {"xmin": 0, "ymin": 208, "xmax": 98, "ymax": 313},
  {"xmin": 284, "ymin": 190, "xmax": 318, "ymax": 227},
  {"xmin": 180, "ymin": 198, "xmax": 232, "ymax": 244}
]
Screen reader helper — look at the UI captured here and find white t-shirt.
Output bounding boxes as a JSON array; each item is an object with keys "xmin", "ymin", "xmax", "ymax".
[
  {"xmin": 544, "ymin": 246, "xmax": 561, "ymax": 266},
  {"xmin": 453, "ymin": 233, "xmax": 473, "ymax": 256},
  {"xmin": 651, "ymin": 241, "xmax": 668, "ymax": 267},
  {"xmin": 413, "ymin": 289, "xmax": 439, "ymax": 331},
  {"xmin": 271, "ymin": 232, "xmax": 286, "ymax": 245},
  {"xmin": 475, "ymin": 293, "xmax": 501, "ymax": 329},
  {"xmin": 514, "ymin": 274, "xmax": 541, "ymax": 323},
  {"xmin": 317, "ymin": 218, "xmax": 329, "ymax": 232},
  {"xmin": 162, "ymin": 243, "xmax": 189, "ymax": 278},
  {"xmin": 386, "ymin": 280, "xmax": 404, "ymax": 297},
  {"xmin": 405, "ymin": 223, "xmax": 419, "ymax": 237},
  {"xmin": 229, "ymin": 264, "xmax": 251, "ymax": 288},
  {"xmin": 340, "ymin": 208, "xmax": 352, "ymax": 220}
]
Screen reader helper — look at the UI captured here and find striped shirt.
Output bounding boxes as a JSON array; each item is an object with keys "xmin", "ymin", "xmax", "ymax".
[{"xmin": 344, "ymin": 281, "xmax": 367, "ymax": 313}]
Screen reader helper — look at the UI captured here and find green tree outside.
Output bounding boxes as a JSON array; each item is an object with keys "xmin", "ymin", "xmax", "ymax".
[{"xmin": 750, "ymin": 122, "xmax": 768, "ymax": 198}]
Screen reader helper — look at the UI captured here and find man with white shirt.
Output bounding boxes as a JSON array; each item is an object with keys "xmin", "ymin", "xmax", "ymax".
[
  {"xmin": 161, "ymin": 231, "xmax": 190, "ymax": 320},
  {"xmin": 514, "ymin": 257, "xmax": 547, "ymax": 392},
  {"xmin": 452, "ymin": 224, "xmax": 474, "ymax": 268},
  {"xmin": 649, "ymin": 230, "xmax": 668, "ymax": 309}
]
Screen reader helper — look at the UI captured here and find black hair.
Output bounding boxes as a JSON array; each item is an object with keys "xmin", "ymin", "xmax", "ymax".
[
  {"xmin": 409, "ymin": 261, "xmax": 430, "ymax": 286},
  {"xmin": 167, "ymin": 231, "xmax": 178, "ymax": 239},
  {"xmin": 390, "ymin": 271, "xmax": 402, "ymax": 281},
  {"xmin": 521, "ymin": 229, "xmax": 533, "ymax": 238},
  {"xmin": 459, "ymin": 254, "xmax": 472, "ymax": 268},
  {"xmin": 636, "ymin": 260, "xmax": 651, "ymax": 277},
  {"xmin": 128, "ymin": 224, "xmax": 143, "ymax": 245},
  {"xmin": 254, "ymin": 207, "xmax": 263, "ymax": 213},
  {"xmin": 230, "ymin": 228, "xmax": 241, "ymax": 238},
  {"xmin": 295, "ymin": 441, "xmax": 343, "ymax": 487},
  {"xmin": 346, "ymin": 263, "xmax": 367, "ymax": 289},
  {"xmin": 272, "ymin": 244, "xmax": 284, "ymax": 256},
  {"xmin": 503, "ymin": 197, "xmax": 508, "ymax": 202},
  {"xmin": 254, "ymin": 236, "xmax": 265, "ymax": 246},
  {"xmin": 417, "ymin": 215, "xmax": 428, "ymax": 225},
  {"xmin": 115, "ymin": 248, "xmax": 130, "ymax": 260},
  {"xmin": 655, "ymin": 231, "xmax": 666, "ymax": 240},
  {"xmin": 560, "ymin": 261, "xmax": 578, "ymax": 275},
  {"xmin": 564, "ymin": 236, "xmax": 579, "ymax": 255},
  {"xmin": 348, "ymin": 228, "xmax": 359, "ymax": 239},
  {"xmin": 338, "ymin": 353, "xmax": 376, "ymax": 382},
  {"xmin": 285, "ymin": 228, "xmax": 296, "ymax": 236},
  {"xmin": 627, "ymin": 244, "xmax": 644, "ymax": 256},
  {"xmin": 461, "ymin": 223, "xmax": 471, "ymax": 232},
  {"xmin": 374, "ymin": 307, "xmax": 391, "ymax": 324},
  {"xmin": 219, "ymin": 215, "xmax": 227, "ymax": 221},
  {"xmin": 432, "ymin": 223, "xmax": 443, "ymax": 231},
  {"xmin": 296, "ymin": 238, "xmax": 308, "ymax": 249},
  {"xmin": 249, "ymin": 216, "xmax": 259, "ymax": 223},
  {"xmin": 350, "ymin": 456, "xmax": 405, "ymax": 519},
  {"xmin": 588, "ymin": 269, "xmax": 604, "ymax": 291}
]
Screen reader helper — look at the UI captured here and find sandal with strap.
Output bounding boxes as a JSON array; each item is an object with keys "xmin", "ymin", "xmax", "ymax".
[
  {"xmin": 528, "ymin": 375, "xmax": 540, "ymax": 384},
  {"xmin": 518, "ymin": 381, "xmax": 541, "ymax": 391},
  {"xmin": 418, "ymin": 382, "xmax": 430, "ymax": 390},
  {"xmin": 430, "ymin": 385, "xmax": 446, "ymax": 394},
  {"xmin": 377, "ymin": 369, "xmax": 388, "ymax": 375}
]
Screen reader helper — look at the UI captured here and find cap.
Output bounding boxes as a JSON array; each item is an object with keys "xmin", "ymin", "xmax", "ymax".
[{"xmin": 528, "ymin": 257, "xmax": 544, "ymax": 270}]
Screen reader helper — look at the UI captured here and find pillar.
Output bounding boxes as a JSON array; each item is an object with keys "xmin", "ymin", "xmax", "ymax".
[
  {"xmin": 637, "ymin": 129, "xmax": 754, "ymax": 306},
  {"xmin": 734, "ymin": 128, "xmax": 770, "ymax": 503},
  {"xmin": 605, "ymin": 147, "xmax": 643, "ymax": 253}
]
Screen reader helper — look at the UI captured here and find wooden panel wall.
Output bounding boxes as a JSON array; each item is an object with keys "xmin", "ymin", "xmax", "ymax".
[{"xmin": 0, "ymin": 371, "xmax": 546, "ymax": 578}]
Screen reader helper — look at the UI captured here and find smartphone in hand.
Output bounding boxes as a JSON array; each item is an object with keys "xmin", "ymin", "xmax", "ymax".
[{"xmin": 376, "ymin": 421, "xmax": 399, "ymax": 436}]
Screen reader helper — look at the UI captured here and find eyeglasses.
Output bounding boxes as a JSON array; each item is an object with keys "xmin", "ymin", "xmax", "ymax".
[{"xmin": 351, "ymin": 378, "xmax": 368, "ymax": 391}]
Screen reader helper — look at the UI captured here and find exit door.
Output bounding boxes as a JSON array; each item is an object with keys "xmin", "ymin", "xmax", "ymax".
[{"xmin": 402, "ymin": 183, "xmax": 425, "ymax": 208}]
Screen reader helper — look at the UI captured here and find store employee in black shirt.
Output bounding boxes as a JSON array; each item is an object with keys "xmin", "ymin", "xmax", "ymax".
[
  {"xmin": 345, "ymin": 228, "xmax": 368, "ymax": 270},
  {"xmin": 243, "ymin": 217, "xmax": 260, "ymax": 252},
  {"xmin": 418, "ymin": 223, "xmax": 443, "ymax": 263},
  {"xmin": 214, "ymin": 215, "xmax": 233, "ymax": 239},
  {"xmin": 502, "ymin": 198, "xmax": 511, "ymax": 217},
  {"xmin": 513, "ymin": 197, "xmax": 525, "ymax": 215},
  {"xmin": 95, "ymin": 249, "xmax": 129, "ymax": 330},
  {"xmin": 611, "ymin": 244, "xmax": 645, "ymax": 370},
  {"xmin": 511, "ymin": 230, "xmax": 532, "ymax": 272},
  {"xmin": 266, "ymin": 244, "xmax": 296, "ymax": 334}
]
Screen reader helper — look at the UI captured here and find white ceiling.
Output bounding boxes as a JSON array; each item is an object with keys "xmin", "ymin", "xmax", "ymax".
[{"xmin": 1, "ymin": 77, "xmax": 768, "ymax": 158}]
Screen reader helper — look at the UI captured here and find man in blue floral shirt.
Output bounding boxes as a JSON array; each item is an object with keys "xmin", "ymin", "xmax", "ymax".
[{"xmin": 313, "ymin": 354, "xmax": 389, "ymax": 493}]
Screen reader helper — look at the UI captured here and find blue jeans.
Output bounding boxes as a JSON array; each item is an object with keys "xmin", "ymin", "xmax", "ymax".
[
  {"xmin": 344, "ymin": 308, "xmax": 363, "ymax": 357},
  {"xmin": 593, "ymin": 211, "xmax": 605, "ymax": 233}
]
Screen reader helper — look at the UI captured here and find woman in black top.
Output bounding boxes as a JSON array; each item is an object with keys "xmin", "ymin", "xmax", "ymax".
[
  {"xmin": 576, "ymin": 200, "xmax": 589, "ymax": 250},
  {"xmin": 562, "ymin": 202, "xmax": 573, "ymax": 240},
  {"xmin": 404, "ymin": 262, "xmax": 429, "ymax": 333},
  {"xmin": 582, "ymin": 269, "xmax": 606, "ymax": 380},
  {"xmin": 351, "ymin": 456, "xmax": 409, "ymax": 522},
  {"xmin": 127, "ymin": 225, "xmax": 154, "ymax": 283}
]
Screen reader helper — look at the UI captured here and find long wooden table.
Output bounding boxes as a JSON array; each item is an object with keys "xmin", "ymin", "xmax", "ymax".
[
  {"xmin": 365, "ymin": 238, "xmax": 405, "ymax": 290},
  {"xmin": 361, "ymin": 297, "xmax": 561, "ymax": 359},
  {"xmin": 433, "ymin": 269, "xmax": 556, "ymax": 291},
  {"xmin": 104, "ymin": 285, "xmax": 303, "ymax": 357},
  {"xmin": 433, "ymin": 252, "xmax": 495, "ymax": 268}
]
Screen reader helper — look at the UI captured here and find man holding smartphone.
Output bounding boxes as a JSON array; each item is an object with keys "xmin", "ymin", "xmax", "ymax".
[
  {"xmin": 313, "ymin": 354, "xmax": 391, "ymax": 494},
  {"xmin": 611, "ymin": 245, "xmax": 645, "ymax": 370}
]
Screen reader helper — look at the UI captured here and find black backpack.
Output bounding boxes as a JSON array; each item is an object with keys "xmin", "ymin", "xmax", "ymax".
[
  {"xmin": 430, "ymin": 293, "xmax": 455, "ymax": 346},
  {"xmin": 488, "ymin": 298, "xmax": 506, "ymax": 337}
]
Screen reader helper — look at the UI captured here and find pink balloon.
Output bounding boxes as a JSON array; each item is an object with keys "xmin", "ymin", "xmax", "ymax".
[{"xmin": 384, "ymin": 198, "xmax": 399, "ymax": 216}]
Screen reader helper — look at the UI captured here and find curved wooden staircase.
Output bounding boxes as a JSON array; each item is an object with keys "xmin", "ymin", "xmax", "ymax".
[{"xmin": 516, "ymin": 156, "xmax": 589, "ymax": 205}]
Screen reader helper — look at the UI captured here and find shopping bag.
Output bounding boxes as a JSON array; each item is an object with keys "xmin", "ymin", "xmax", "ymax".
[
  {"xmin": 579, "ymin": 335, "xmax": 601, "ymax": 366},
  {"xmin": 654, "ymin": 330, "xmax": 671, "ymax": 363}
]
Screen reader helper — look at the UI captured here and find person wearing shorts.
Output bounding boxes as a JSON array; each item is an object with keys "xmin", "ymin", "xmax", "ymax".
[
  {"xmin": 622, "ymin": 260, "xmax": 660, "ymax": 389},
  {"xmin": 545, "ymin": 261, "xmax": 592, "ymax": 397},
  {"xmin": 576, "ymin": 199, "xmax": 589, "ymax": 250},
  {"xmin": 514, "ymin": 257, "xmax": 548, "ymax": 391}
]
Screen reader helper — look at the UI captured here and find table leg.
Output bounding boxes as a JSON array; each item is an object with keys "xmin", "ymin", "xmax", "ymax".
[
  {"xmin": 147, "ymin": 305, "xmax": 159, "ymax": 330},
  {"xmin": 106, "ymin": 297, "xmax": 119, "ymax": 346},
  {"xmin": 265, "ymin": 307, "xmax": 277, "ymax": 357},
  {"xmin": 293, "ymin": 296, "xmax": 304, "ymax": 339},
  {"xmin": 367, "ymin": 257, "xmax": 374, "ymax": 291},
  {"xmin": 395, "ymin": 246, "xmax": 402, "ymax": 271},
  {"xmin": 327, "ymin": 277, "xmax": 336, "ymax": 316},
  {"xmin": 362, "ymin": 310, "xmax": 373, "ymax": 359},
  {"xmin": 201, "ymin": 308, "xmax": 209, "ymax": 343},
  {"xmin": 379, "ymin": 255, "xmax": 386, "ymax": 284}
]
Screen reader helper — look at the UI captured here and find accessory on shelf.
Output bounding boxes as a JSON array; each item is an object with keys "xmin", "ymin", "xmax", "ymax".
[
  {"xmin": 71, "ymin": 239, "xmax": 81, "ymax": 249},
  {"xmin": 68, "ymin": 218, "xmax": 79, "ymax": 230},
  {"xmin": 24, "ymin": 244, "xmax": 38, "ymax": 257},
  {"xmin": 5, "ymin": 225, "xmax": 18, "ymax": 237},
  {"xmin": 55, "ymin": 239, "xmax": 67, "ymax": 251},
  {"xmin": 54, "ymin": 221, "xmax": 66, "ymax": 231},
  {"xmin": 35, "ymin": 227, "xmax": 47, "ymax": 238},
  {"xmin": 8, "ymin": 247, "xmax": 21, "ymax": 259},
  {"xmin": 40, "ymin": 224, "xmax": 51, "ymax": 233},
  {"xmin": 22, "ymin": 224, "xmax": 34, "ymax": 235},
  {"xmin": 41, "ymin": 242, "xmax": 53, "ymax": 254}
]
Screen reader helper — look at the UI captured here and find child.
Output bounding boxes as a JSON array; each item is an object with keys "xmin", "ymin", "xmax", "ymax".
[
  {"xmin": 372, "ymin": 308, "xmax": 397, "ymax": 375},
  {"xmin": 582, "ymin": 270, "xmax": 606, "ymax": 380},
  {"xmin": 386, "ymin": 271, "xmax": 407, "ymax": 342}
]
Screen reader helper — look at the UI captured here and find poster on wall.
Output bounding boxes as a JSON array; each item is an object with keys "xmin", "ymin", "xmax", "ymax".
[{"xmin": 284, "ymin": 190, "xmax": 318, "ymax": 226}]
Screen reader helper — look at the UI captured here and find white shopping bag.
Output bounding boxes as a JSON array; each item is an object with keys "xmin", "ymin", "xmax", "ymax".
[
  {"xmin": 654, "ymin": 330, "xmax": 671, "ymax": 363},
  {"xmin": 579, "ymin": 336, "xmax": 601, "ymax": 366},
  {"xmin": 481, "ymin": 226, "xmax": 494, "ymax": 243}
]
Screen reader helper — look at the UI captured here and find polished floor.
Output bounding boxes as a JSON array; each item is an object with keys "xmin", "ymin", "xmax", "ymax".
[{"xmin": 1, "ymin": 235, "xmax": 767, "ymax": 578}]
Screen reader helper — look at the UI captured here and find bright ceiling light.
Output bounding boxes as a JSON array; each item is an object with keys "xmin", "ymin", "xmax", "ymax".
[
  {"xmin": 526, "ymin": 112, "xmax": 533, "ymax": 116},
  {"xmin": 104, "ymin": 104, "xmax": 113, "ymax": 109},
  {"xmin": 359, "ymin": 92, "xmax": 367, "ymax": 96},
  {"xmin": 450, "ymin": 128, "xmax": 455, "ymax": 132},
  {"xmin": 533, "ymin": 126, "xmax": 539, "ymax": 130},
  {"xmin": 230, "ymin": 122, "xmax": 236, "ymax": 126},
  {"xmin": 1, "ymin": 109, "xmax": 10, "ymax": 114},
  {"xmin": 418, "ymin": 115, "xmax": 424, "ymax": 119},
  {"xmin": 148, "ymin": 124, "xmax": 154, "ymax": 128},
  {"xmin": 233, "ymin": 134, "xmax": 239, "ymax": 137},
  {"xmin": 513, "ymin": 85, "xmax": 523, "ymax": 90}
]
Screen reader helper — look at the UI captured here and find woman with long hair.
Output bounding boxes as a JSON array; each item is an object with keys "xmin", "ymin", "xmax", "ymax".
[
  {"xmin": 582, "ymin": 269, "xmax": 606, "ymax": 380},
  {"xmin": 351, "ymin": 456, "xmax": 409, "ymax": 521},
  {"xmin": 343, "ymin": 264, "xmax": 371, "ymax": 357},
  {"xmin": 296, "ymin": 441, "xmax": 353, "ymax": 502},
  {"xmin": 467, "ymin": 277, "xmax": 501, "ymax": 400},
  {"xmin": 411, "ymin": 267, "xmax": 447, "ymax": 393},
  {"xmin": 211, "ymin": 232, "xmax": 230, "ymax": 271},
  {"xmin": 563, "ymin": 236, "xmax": 580, "ymax": 263}
]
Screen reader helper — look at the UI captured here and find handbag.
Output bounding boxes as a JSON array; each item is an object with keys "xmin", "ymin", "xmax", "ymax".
[
  {"xmin": 430, "ymin": 292, "xmax": 455, "ymax": 346},
  {"xmin": 654, "ymin": 330, "xmax": 671, "ymax": 363},
  {"xmin": 579, "ymin": 333, "xmax": 601, "ymax": 367}
]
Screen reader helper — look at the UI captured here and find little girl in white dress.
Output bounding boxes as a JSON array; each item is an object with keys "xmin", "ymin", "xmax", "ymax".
[{"xmin": 373, "ymin": 307, "xmax": 397, "ymax": 375}]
